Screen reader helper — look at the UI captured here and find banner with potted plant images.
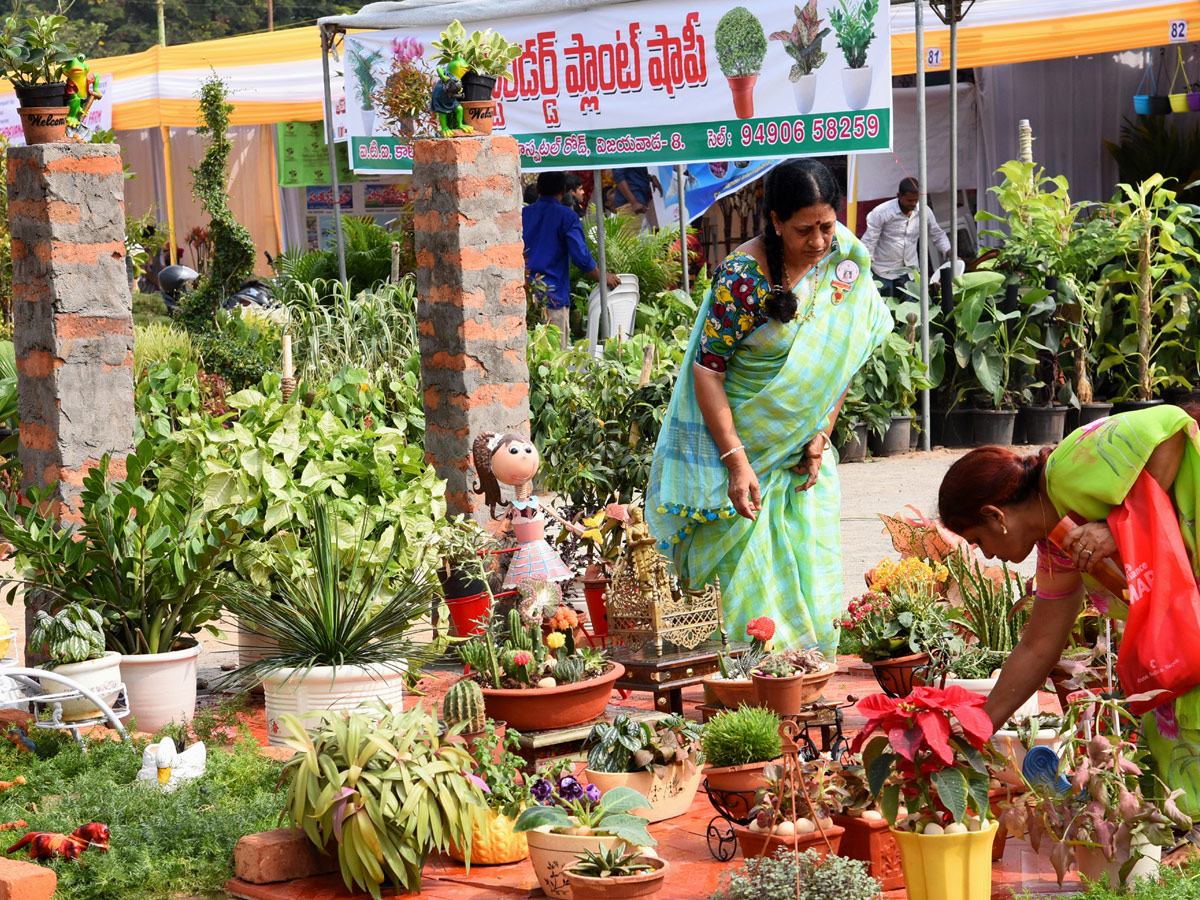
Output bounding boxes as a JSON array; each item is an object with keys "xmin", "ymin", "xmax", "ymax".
[{"xmin": 342, "ymin": 0, "xmax": 891, "ymax": 173}]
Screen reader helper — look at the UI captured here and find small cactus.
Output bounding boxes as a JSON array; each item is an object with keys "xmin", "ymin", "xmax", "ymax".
[
  {"xmin": 756, "ymin": 654, "xmax": 798, "ymax": 678},
  {"xmin": 554, "ymin": 656, "xmax": 586, "ymax": 685},
  {"xmin": 442, "ymin": 679, "xmax": 486, "ymax": 733}
]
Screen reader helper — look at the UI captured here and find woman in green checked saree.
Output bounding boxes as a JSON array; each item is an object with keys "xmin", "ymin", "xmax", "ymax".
[{"xmin": 646, "ymin": 160, "xmax": 891, "ymax": 657}]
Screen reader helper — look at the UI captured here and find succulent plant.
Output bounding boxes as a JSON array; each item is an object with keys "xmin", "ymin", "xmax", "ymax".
[
  {"xmin": 755, "ymin": 654, "xmax": 800, "ymax": 678},
  {"xmin": 569, "ymin": 845, "xmax": 656, "ymax": 879},
  {"xmin": 442, "ymin": 678, "xmax": 486, "ymax": 733}
]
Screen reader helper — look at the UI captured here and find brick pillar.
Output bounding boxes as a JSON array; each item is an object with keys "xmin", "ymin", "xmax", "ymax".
[
  {"xmin": 6, "ymin": 143, "xmax": 135, "ymax": 522},
  {"xmin": 413, "ymin": 136, "xmax": 529, "ymax": 519}
]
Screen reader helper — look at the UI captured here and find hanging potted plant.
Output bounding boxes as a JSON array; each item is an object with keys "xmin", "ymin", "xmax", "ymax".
[
  {"xmin": 829, "ymin": 0, "xmax": 879, "ymax": 110},
  {"xmin": 447, "ymin": 721, "xmax": 533, "ymax": 866},
  {"xmin": 216, "ymin": 498, "xmax": 437, "ymax": 745},
  {"xmin": 0, "ymin": 452, "xmax": 255, "ymax": 733},
  {"xmin": 854, "ymin": 685, "xmax": 1000, "ymax": 900},
  {"xmin": 714, "ymin": 7, "xmax": 767, "ymax": 119},
  {"xmin": 769, "ymin": 0, "xmax": 830, "ymax": 115},
  {"xmin": 564, "ymin": 845, "xmax": 667, "ymax": 900},
  {"xmin": 750, "ymin": 648, "xmax": 836, "ymax": 716},
  {"xmin": 702, "ymin": 616, "xmax": 772, "ymax": 709},
  {"xmin": 27, "ymin": 602, "xmax": 122, "ymax": 722},
  {"xmin": 700, "ymin": 705, "xmax": 783, "ymax": 793},
  {"xmin": 735, "ymin": 758, "xmax": 845, "ymax": 860},
  {"xmin": 582, "ymin": 713, "xmax": 704, "ymax": 823},
  {"xmin": 432, "ymin": 20, "xmax": 521, "ymax": 135},
  {"xmin": 513, "ymin": 776, "xmax": 657, "ymax": 900},
  {"xmin": 0, "ymin": 13, "xmax": 78, "ymax": 144}
]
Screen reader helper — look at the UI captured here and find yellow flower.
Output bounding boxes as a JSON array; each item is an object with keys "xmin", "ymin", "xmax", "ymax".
[{"xmin": 545, "ymin": 632, "xmax": 565, "ymax": 650}]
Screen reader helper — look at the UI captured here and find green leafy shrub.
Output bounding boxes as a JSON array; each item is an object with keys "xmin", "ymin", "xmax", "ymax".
[
  {"xmin": 714, "ymin": 7, "xmax": 768, "ymax": 78},
  {"xmin": 274, "ymin": 214, "xmax": 413, "ymax": 300},
  {"xmin": 28, "ymin": 603, "xmax": 106, "ymax": 665},
  {"xmin": 700, "ymin": 705, "xmax": 782, "ymax": 769},
  {"xmin": 711, "ymin": 848, "xmax": 882, "ymax": 900},
  {"xmin": 133, "ymin": 322, "xmax": 199, "ymax": 379},
  {"xmin": 579, "ymin": 213, "xmax": 683, "ymax": 300},
  {"xmin": 192, "ymin": 309, "xmax": 280, "ymax": 391},
  {"xmin": 829, "ymin": 0, "xmax": 879, "ymax": 69},
  {"xmin": 134, "ymin": 355, "xmax": 203, "ymax": 446}
]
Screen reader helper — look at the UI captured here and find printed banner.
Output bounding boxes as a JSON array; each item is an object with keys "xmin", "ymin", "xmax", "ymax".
[
  {"xmin": 342, "ymin": 0, "xmax": 891, "ymax": 172},
  {"xmin": 277, "ymin": 121, "xmax": 357, "ymax": 187},
  {"xmin": 306, "ymin": 185, "xmax": 354, "ymax": 210},
  {"xmin": 0, "ymin": 73, "xmax": 114, "ymax": 146},
  {"xmin": 364, "ymin": 182, "xmax": 415, "ymax": 209},
  {"xmin": 656, "ymin": 158, "xmax": 783, "ymax": 224}
]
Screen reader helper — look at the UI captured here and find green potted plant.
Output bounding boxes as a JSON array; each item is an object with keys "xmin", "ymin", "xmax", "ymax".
[
  {"xmin": 702, "ymin": 616, "xmax": 773, "ymax": 709},
  {"xmin": 714, "ymin": 7, "xmax": 767, "ymax": 119},
  {"xmin": 27, "ymin": 602, "xmax": 122, "ymax": 722},
  {"xmin": 565, "ymin": 845, "xmax": 668, "ymax": 900},
  {"xmin": 750, "ymin": 648, "xmax": 836, "ymax": 716},
  {"xmin": 216, "ymin": 498, "xmax": 436, "ymax": 745},
  {"xmin": 854, "ymin": 685, "xmax": 999, "ymax": 900},
  {"xmin": 432, "ymin": 19, "xmax": 521, "ymax": 133},
  {"xmin": 0, "ymin": 13, "xmax": 77, "ymax": 143},
  {"xmin": 829, "ymin": 0, "xmax": 879, "ymax": 110},
  {"xmin": 711, "ymin": 848, "xmax": 880, "ymax": 900},
  {"xmin": 860, "ymin": 325, "xmax": 936, "ymax": 457},
  {"xmin": 769, "ymin": 0, "xmax": 830, "ymax": 115},
  {"xmin": 583, "ymin": 713, "xmax": 704, "ymax": 823},
  {"xmin": 447, "ymin": 722, "xmax": 533, "ymax": 866},
  {"xmin": 428, "ymin": 516, "xmax": 501, "ymax": 637},
  {"xmin": 514, "ymin": 777, "xmax": 657, "ymax": 900},
  {"xmin": 372, "ymin": 37, "xmax": 437, "ymax": 145},
  {"xmin": 700, "ymin": 705, "xmax": 783, "ymax": 793},
  {"xmin": 280, "ymin": 700, "xmax": 486, "ymax": 899},
  {"xmin": 0, "ymin": 450, "xmax": 255, "ymax": 733},
  {"xmin": 833, "ymin": 371, "xmax": 873, "ymax": 463}
]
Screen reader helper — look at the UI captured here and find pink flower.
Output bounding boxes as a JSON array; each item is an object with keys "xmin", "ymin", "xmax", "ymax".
[{"xmin": 513, "ymin": 651, "xmax": 531, "ymax": 666}]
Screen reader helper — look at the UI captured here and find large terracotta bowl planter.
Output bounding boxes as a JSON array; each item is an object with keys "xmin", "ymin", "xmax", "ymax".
[
  {"xmin": 703, "ymin": 758, "xmax": 778, "ymax": 794},
  {"xmin": 565, "ymin": 856, "xmax": 667, "ymax": 900},
  {"xmin": 833, "ymin": 812, "xmax": 904, "ymax": 890},
  {"xmin": 584, "ymin": 762, "xmax": 702, "ymax": 823},
  {"xmin": 734, "ymin": 822, "xmax": 844, "ymax": 860},
  {"xmin": 870, "ymin": 652, "xmax": 930, "ymax": 698},
  {"xmin": 524, "ymin": 828, "xmax": 625, "ymax": 900},
  {"xmin": 448, "ymin": 808, "xmax": 528, "ymax": 865},
  {"xmin": 480, "ymin": 663, "xmax": 623, "ymax": 733},
  {"xmin": 891, "ymin": 820, "xmax": 997, "ymax": 900},
  {"xmin": 701, "ymin": 674, "xmax": 755, "ymax": 710},
  {"xmin": 751, "ymin": 662, "xmax": 838, "ymax": 715}
]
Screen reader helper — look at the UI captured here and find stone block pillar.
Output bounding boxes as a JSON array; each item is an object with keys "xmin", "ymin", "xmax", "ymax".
[
  {"xmin": 413, "ymin": 136, "xmax": 529, "ymax": 519},
  {"xmin": 6, "ymin": 143, "xmax": 135, "ymax": 522}
]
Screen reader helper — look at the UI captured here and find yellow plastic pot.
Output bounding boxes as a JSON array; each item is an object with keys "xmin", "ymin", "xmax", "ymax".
[
  {"xmin": 448, "ymin": 808, "xmax": 529, "ymax": 866},
  {"xmin": 891, "ymin": 820, "xmax": 997, "ymax": 900}
]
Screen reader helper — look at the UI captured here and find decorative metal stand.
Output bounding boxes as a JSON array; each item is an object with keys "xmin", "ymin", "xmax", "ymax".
[
  {"xmin": 703, "ymin": 783, "xmax": 757, "ymax": 860},
  {"xmin": 0, "ymin": 667, "xmax": 129, "ymax": 748}
]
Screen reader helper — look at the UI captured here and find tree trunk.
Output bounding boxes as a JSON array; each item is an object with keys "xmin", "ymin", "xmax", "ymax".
[{"xmin": 1137, "ymin": 227, "xmax": 1152, "ymax": 402}]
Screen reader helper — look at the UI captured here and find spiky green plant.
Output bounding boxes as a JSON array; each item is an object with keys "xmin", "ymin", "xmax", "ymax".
[
  {"xmin": 580, "ymin": 213, "xmax": 681, "ymax": 298},
  {"xmin": 569, "ymin": 845, "xmax": 657, "ymax": 879},
  {"xmin": 701, "ymin": 706, "xmax": 782, "ymax": 769},
  {"xmin": 442, "ymin": 678, "xmax": 486, "ymax": 732},
  {"xmin": 133, "ymin": 323, "xmax": 200, "ymax": 379}
]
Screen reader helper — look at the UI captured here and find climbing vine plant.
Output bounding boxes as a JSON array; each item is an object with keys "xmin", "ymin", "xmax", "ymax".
[{"xmin": 178, "ymin": 74, "xmax": 255, "ymax": 329}]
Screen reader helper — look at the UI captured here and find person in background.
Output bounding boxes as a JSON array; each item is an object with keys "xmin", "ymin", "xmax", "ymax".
[
  {"xmin": 523, "ymin": 182, "xmax": 539, "ymax": 205},
  {"xmin": 861, "ymin": 177, "xmax": 950, "ymax": 298},
  {"xmin": 613, "ymin": 167, "xmax": 663, "ymax": 229},
  {"xmin": 523, "ymin": 171, "xmax": 621, "ymax": 351},
  {"xmin": 562, "ymin": 173, "xmax": 586, "ymax": 217}
]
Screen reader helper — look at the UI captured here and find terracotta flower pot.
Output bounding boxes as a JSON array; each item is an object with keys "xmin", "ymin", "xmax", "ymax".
[
  {"xmin": 751, "ymin": 662, "xmax": 837, "ymax": 715},
  {"xmin": 584, "ymin": 762, "xmax": 703, "ymax": 823},
  {"xmin": 565, "ymin": 856, "xmax": 667, "ymax": 900},
  {"xmin": 701, "ymin": 673, "xmax": 755, "ymax": 710},
  {"xmin": 480, "ymin": 663, "xmax": 624, "ymax": 732},
  {"xmin": 726, "ymin": 74, "xmax": 757, "ymax": 119},
  {"xmin": 18, "ymin": 107, "xmax": 69, "ymax": 144},
  {"xmin": 734, "ymin": 822, "xmax": 844, "ymax": 860},
  {"xmin": 460, "ymin": 99, "xmax": 495, "ymax": 134},
  {"xmin": 703, "ymin": 758, "xmax": 778, "ymax": 794},
  {"xmin": 870, "ymin": 652, "xmax": 930, "ymax": 698},
  {"xmin": 448, "ymin": 807, "xmax": 528, "ymax": 865},
  {"xmin": 833, "ymin": 813, "xmax": 904, "ymax": 890},
  {"xmin": 524, "ymin": 828, "xmax": 625, "ymax": 900}
]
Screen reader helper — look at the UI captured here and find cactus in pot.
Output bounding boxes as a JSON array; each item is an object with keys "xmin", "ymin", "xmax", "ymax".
[{"xmin": 443, "ymin": 678, "xmax": 486, "ymax": 733}]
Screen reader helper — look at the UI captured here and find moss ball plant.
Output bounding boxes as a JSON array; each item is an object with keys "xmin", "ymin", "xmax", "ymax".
[
  {"xmin": 701, "ymin": 705, "xmax": 782, "ymax": 769},
  {"xmin": 714, "ymin": 7, "xmax": 768, "ymax": 78}
]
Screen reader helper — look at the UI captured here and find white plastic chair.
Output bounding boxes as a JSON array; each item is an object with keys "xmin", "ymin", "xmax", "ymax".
[{"xmin": 586, "ymin": 274, "xmax": 639, "ymax": 356}]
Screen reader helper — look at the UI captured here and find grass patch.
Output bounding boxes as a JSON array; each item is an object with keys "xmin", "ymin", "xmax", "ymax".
[
  {"xmin": 1013, "ymin": 857, "xmax": 1200, "ymax": 898},
  {"xmin": 0, "ymin": 726, "xmax": 283, "ymax": 900}
]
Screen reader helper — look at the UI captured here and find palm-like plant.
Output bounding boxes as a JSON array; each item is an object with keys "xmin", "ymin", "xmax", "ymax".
[
  {"xmin": 217, "ymin": 497, "xmax": 437, "ymax": 689},
  {"xmin": 580, "ymin": 213, "xmax": 681, "ymax": 298}
]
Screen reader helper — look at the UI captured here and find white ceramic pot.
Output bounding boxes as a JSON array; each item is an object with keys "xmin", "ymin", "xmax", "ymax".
[
  {"xmin": 943, "ymin": 675, "xmax": 1040, "ymax": 721},
  {"xmin": 1076, "ymin": 839, "xmax": 1160, "ymax": 887},
  {"xmin": 793, "ymin": 73, "xmax": 818, "ymax": 114},
  {"xmin": 359, "ymin": 105, "xmax": 375, "ymax": 136},
  {"xmin": 263, "ymin": 662, "xmax": 406, "ymax": 746},
  {"xmin": 989, "ymin": 728, "xmax": 1061, "ymax": 788},
  {"xmin": 40, "ymin": 651, "xmax": 123, "ymax": 721},
  {"xmin": 842, "ymin": 65, "xmax": 873, "ymax": 110},
  {"xmin": 583, "ymin": 761, "xmax": 703, "ymax": 823},
  {"xmin": 524, "ymin": 828, "xmax": 625, "ymax": 900},
  {"xmin": 121, "ymin": 638, "xmax": 200, "ymax": 734}
]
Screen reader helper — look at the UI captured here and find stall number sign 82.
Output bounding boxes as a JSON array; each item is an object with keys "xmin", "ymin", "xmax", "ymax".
[{"xmin": 1169, "ymin": 20, "xmax": 1188, "ymax": 43}]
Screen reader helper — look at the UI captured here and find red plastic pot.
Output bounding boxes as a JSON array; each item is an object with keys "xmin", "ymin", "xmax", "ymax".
[
  {"xmin": 445, "ymin": 589, "xmax": 517, "ymax": 638},
  {"xmin": 582, "ymin": 577, "xmax": 610, "ymax": 637}
]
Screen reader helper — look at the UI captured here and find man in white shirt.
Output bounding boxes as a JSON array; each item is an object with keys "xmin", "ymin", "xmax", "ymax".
[{"xmin": 861, "ymin": 178, "xmax": 951, "ymax": 297}]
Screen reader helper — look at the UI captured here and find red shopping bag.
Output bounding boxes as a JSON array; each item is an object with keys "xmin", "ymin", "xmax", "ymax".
[{"xmin": 1107, "ymin": 470, "xmax": 1200, "ymax": 714}]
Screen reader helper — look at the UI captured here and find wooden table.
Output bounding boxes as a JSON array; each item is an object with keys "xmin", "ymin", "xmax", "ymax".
[{"xmin": 610, "ymin": 639, "xmax": 749, "ymax": 714}]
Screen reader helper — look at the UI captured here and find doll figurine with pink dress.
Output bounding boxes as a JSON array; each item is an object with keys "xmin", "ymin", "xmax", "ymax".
[{"xmin": 472, "ymin": 432, "xmax": 584, "ymax": 588}]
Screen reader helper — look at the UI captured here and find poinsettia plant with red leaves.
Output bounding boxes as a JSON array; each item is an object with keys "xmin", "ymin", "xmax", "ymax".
[{"xmin": 852, "ymin": 685, "xmax": 996, "ymax": 832}]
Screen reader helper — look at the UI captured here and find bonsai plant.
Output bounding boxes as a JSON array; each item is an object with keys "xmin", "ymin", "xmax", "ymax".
[
  {"xmin": 27, "ymin": 602, "xmax": 122, "ymax": 722},
  {"xmin": 700, "ymin": 704, "xmax": 783, "ymax": 793},
  {"xmin": 583, "ymin": 713, "xmax": 705, "ymax": 822},
  {"xmin": 853, "ymin": 685, "xmax": 999, "ymax": 899},
  {"xmin": 829, "ymin": 0, "xmax": 879, "ymax": 109},
  {"xmin": 514, "ymin": 779, "xmax": 656, "ymax": 900},
  {"xmin": 448, "ymin": 722, "xmax": 533, "ymax": 866},
  {"xmin": 714, "ymin": 6, "xmax": 767, "ymax": 119},
  {"xmin": 279, "ymin": 701, "xmax": 486, "ymax": 899},
  {"xmin": 710, "ymin": 848, "xmax": 881, "ymax": 900},
  {"xmin": 565, "ymin": 845, "xmax": 668, "ymax": 900},
  {"xmin": 750, "ymin": 647, "xmax": 835, "ymax": 716},
  {"xmin": 769, "ymin": 0, "xmax": 830, "ymax": 114},
  {"xmin": 0, "ymin": 13, "xmax": 77, "ymax": 141},
  {"xmin": 704, "ymin": 615, "xmax": 773, "ymax": 709},
  {"xmin": 216, "ymin": 498, "xmax": 437, "ymax": 744},
  {"xmin": 0, "ymin": 450, "xmax": 255, "ymax": 732}
]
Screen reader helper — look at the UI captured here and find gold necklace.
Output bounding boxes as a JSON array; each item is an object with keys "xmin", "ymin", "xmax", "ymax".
[{"xmin": 782, "ymin": 258, "xmax": 820, "ymax": 325}]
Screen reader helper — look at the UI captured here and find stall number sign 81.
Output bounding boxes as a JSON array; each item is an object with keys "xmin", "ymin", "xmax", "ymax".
[
  {"xmin": 1169, "ymin": 20, "xmax": 1188, "ymax": 43},
  {"xmin": 926, "ymin": 47, "xmax": 943, "ymax": 69}
]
